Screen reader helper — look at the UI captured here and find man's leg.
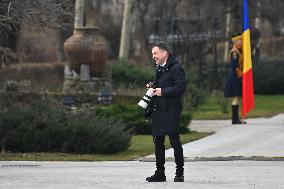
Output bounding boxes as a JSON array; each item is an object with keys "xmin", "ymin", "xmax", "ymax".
[
  {"xmin": 146, "ymin": 136, "xmax": 166, "ymax": 182},
  {"xmin": 169, "ymin": 134, "xmax": 184, "ymax": 182}
]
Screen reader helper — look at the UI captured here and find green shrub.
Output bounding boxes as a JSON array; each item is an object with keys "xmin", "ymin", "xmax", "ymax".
[
  {"xmin": 183, "ymin": 83, "xmax": 206, "ymax": 110},
  {"xmin": 63, "ymin": 114, "xmax": 131, "ymax": 154},
  {"xmin": 111, "ymin": 60, "xmax": 155, "ymax": 87},
  {"xmin": 0, "ymin": 99, "xmax": 132, "ymax": 154},
  {"xmin": 96, "ymin": 103, "xmax": 151, "ymax": 134},
  {"xmin": 180, "ymin": 111, "xmax": 192, "ymax": 134},
  {"xmin": 0, "ymin": 101, "xmax": 66, "ymax": 152},
  {"xmin": 253, "ymin": 59, "xmax": 284, "ymax": 94},
  {"xmin": 96, "ymin": 103, "xmax": 191, "ymax": 134}
]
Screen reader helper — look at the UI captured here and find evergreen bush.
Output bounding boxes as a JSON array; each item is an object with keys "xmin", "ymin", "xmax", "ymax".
[
  {"xmin": 0, "ymin": 99, "xmax": 132, "ymax": 154},
  {"xmin": 253, "ymin": 60, "xmax": 284, "ymax": 94},
  {"xmin": 96, "ymin": 103, "xmax": 191, "ymax": 134},
  {"xmin": 111, "ymin": 60, "xmax": 154, "ymax": 87}
]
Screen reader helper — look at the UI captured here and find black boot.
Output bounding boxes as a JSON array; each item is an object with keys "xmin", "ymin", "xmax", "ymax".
[
  {"xmin": 169, "ymin": 135, "xmax": 184, "ymax": 182},
  {"xmin": 146, "ymin": 169, "xmax": 166, "ymax": 182},
  {"xmin": 146, "ymin": 136, "xmax": 166, "ymax": 182},
  {"xmin": 232, "ymin": 105, "xmax": 244, "ymax": 124},
  {"xmin": 174, "ymin": 167, "xmax": 184, "ymax": 182}
]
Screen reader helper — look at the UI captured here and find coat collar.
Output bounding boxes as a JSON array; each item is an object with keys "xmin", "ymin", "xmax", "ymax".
[{"xmin": 155, "ymin": 54, "xmax": 178, "ymax": 73}]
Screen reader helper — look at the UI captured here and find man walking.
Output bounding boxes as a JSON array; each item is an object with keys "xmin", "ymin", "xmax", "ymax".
[{"xmin": 146, "ymin": 41, "xmax": 186, "ymax": 182}]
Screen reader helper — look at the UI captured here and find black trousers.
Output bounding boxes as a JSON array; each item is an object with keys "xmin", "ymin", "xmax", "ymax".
[{"xmin": 153, "ymin": 134, "xmax": 184, "ymax": 171}]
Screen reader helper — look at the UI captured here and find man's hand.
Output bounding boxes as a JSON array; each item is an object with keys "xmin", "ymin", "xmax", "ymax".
[
  {"xmin": 146, "ymin": 82, "xmax": 154, "ymax": 88},
  {"xmin": 153, "ymin": 88, "xmax": 162, "ymax": 96}
]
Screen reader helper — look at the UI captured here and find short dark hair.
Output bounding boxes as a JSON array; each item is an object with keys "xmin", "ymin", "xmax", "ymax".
[
  {"xmin": 231, "ymin": 32, "xmax": 242, "ymax": 38},
  {"xmin": 152, "ymin": 41, "xmax": 171, "ymax": 53}
]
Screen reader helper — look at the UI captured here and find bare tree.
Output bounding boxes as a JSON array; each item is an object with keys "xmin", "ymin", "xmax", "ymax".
[
  {"xmin": 134, "ymin": 0, "xmax": 183, "ymax": 61},
  {"xmin": 0, "ymin": 0, "xmax": 74, "ymax": 61},
  {"xmin": 0, "ymin": 0, "xmax": 74, "ymax": 30}
]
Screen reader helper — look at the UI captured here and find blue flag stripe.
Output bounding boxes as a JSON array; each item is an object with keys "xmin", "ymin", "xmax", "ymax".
[{"xmin": 243, "ymin": 0, "xmax": 250, "ymax": 31}]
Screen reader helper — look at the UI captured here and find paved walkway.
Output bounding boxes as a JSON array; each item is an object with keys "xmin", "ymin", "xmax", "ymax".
[
  {"xmin": 144, "ymin": 114, "xmax": 284, "ymax": 161},
  {"xmin": 1, "ymin": 115, "xmax": 284, "ymax": 188},
  {"xmin": 1, "ymin": 161, "xmax": 284, "ymax": 189}
]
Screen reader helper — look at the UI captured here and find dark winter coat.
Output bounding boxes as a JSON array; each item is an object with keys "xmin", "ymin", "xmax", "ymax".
[
  {"xmin": 224, "ymin": 51, "xmax": 242, "ymax": 97},
  {"xmin": 151, "ymin": 55, "xmax": 186, "ymax": 136}
]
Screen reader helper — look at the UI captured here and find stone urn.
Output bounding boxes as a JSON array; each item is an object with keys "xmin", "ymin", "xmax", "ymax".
[{"xmin": 64, "ymin": 27, "xmax": 108, "ymax": 77}]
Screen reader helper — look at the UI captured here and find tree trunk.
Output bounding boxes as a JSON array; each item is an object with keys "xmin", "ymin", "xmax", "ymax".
[
  {"xmin": 223, "ymin": 4, "xmax": 231, "ymax": 63},
  {"xmin": 119, "ymin": 0, "xmax": 134, "ymax": 60}
]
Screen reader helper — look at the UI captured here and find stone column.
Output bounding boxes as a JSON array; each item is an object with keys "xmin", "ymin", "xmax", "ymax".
[
  {"xmin": 119, "ymin": 0, "xmax": 134, "ymax": 60},
  {"xmin": 74, "ymin": 0, "xmax": 85, "ymax": 29}
]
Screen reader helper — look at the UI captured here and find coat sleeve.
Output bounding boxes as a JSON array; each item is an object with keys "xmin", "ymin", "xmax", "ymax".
[
  {"xmin": 231, "ymin": 52, "xmax": 239, "ymax": 70},
  {"xmin": 161, "ymin": 65, "xmax": 186, "ymax": 97}
]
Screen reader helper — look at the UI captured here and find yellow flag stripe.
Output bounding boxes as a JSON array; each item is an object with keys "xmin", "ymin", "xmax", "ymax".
[{"xmin": 242, "ymin": 29, "xmax": 252, "ymax": 73}]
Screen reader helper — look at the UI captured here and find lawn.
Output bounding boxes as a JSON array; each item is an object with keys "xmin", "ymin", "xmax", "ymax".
[
  {"xmin": 193, "ymin": 95, "xmax": 284, "ymax": 120},
  {"xmin": 0, "ymin": 131, "xmax": 211, "ymax": 161}
]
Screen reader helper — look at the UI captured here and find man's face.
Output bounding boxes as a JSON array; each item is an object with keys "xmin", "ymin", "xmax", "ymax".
[
  {"xmin": 152, "ymin": 46, "xmax": 168, "ymax": 65},
  {"xmin": 234, "ymin": 38, "xmax": 243, "ymax": 47}
]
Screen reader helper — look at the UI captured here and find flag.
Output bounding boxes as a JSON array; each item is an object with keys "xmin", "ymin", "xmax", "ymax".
[{"xmin": 242, "ymin": 0, "xmax": 254, "ymax": 119}]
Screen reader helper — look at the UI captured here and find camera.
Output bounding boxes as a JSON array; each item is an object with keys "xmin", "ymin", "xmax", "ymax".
[
  {"xmin": 138, "ymin": 88, "xmax": 155, "ymax": 109},
  {"xmin": 138, "ymin": 82, "xmax": 158, "ymax": 119}
]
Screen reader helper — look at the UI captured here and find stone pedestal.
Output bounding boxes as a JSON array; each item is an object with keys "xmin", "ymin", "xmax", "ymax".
[
  {"xmin": 63, "ymin": 73, "xmax": 111, "ymax": 96},
  {"xmin": 80, "ymin": 64, "xmax": 90, "ymax": 81}
]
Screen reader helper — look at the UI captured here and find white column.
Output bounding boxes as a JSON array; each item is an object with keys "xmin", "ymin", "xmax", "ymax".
[
  {"xmin": 74, "ymin": 0, "xmax": 85, "ymax": 29},
  {"xmin": 223, "ymin": 4, "xmax": 231, "ymax": 63},
  {"xmin": 119, "ymin": 0, "xmax": 134, "ymax": 60}
]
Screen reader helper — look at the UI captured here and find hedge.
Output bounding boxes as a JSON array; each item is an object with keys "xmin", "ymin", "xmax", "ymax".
[
  {"xmin": 0, "ymin": 100, "xmax": 132, "ymax": 154},
  {"xmin": 96, "ymin": 103, "xmax": 191, "ymax": 135}
]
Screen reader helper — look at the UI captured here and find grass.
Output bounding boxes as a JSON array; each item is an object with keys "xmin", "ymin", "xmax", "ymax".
[
  {"xmin": 0, "ymin": 131, "xmax": 211, "ymax": 161},
  {"xmin": 193, "ymin": 95, "xmax": 284, "ymax": 120}
]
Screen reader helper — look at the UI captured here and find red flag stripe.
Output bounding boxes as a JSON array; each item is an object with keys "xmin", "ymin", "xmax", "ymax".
[{"xmin": 242, "ymin": 69, "xmax": 254, "ymax": 118}]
